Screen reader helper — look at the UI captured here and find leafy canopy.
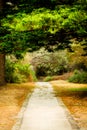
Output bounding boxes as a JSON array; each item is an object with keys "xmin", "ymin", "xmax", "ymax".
[{"xmin": 0, "ymin": 2, "xmax": 87, "ymax": 56}]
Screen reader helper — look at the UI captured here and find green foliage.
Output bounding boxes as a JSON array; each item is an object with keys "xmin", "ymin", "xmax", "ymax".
[
  {"xmin": 5, "ymin": 58, "xmax": 16, "ymax": 83},
  {"xmin": 68, "ymin": 70, "xmax": 87, "ymax": 83},
  {"xmin": 5, "ymin": 58, "xmax": 26, "ymax": 83},
  {"xmin": 15, "ymin": 64, "xmax": 30, "ymax": 77},
  {"xmin": 3, "ymin": 7, "xmax": 87, "ymax": 35},
  {"xmin": 44, "ymin": 76, "xmax": 53, "ymax": 82},
  {"xmin": 29, "ymin": 66, "xmax": 38, "ymax": 82},
  {"xmin": 5, "ymin": 0, "xmax": 83, "ymax": 14},
  {"xmin": 1, "ymin": 5, "xmax": 87, "ymax": 55},
  {"xmin": 69, "ymin": 87, "xmax": 87, "ymax": 98},
  {"xmin": 2, "ymin": 9, "xmax": 61, "ymax": 33},
  {"xmin": 32, "ymin": 50, "xmax": 69, "ymax": 77},
  {"xmin": 5, "ymin": 57, "xmax": 37, "ymax": 83}
]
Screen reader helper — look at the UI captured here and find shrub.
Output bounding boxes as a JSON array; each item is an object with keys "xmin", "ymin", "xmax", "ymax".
[
  {"xmin": 29, "ymin": 66, "xmax": 38, "ymax": 82},
  {"xmin": 44, "ymin": 76, "xmax": 53, "ymax": 82},
  {"xmin": 31, "ymin": 50, "xmax": 69, "ymax": 77},
  {"xmin": 15, "ymin": 64, "xmax": 30, "ymax": 77},
  {"xmin": 5, "ymin": 57, "xmax": 37, "ymax": 83},
  {"xmin": 11, "ymin": 72, "xmax": 27, "ymax": 83},
  {"xmin": 68, "ymin": 70, "xmax": 87, "ymax": 83}
]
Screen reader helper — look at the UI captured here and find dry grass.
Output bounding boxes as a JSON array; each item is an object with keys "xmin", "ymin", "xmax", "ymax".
[
  {"xmin": 0, "ymin": 82, "xmax": 35, "ymax": 130},
  {"xmin": 51, "ymin": 80, "xmax": 87, "ymax": 129},
  {"xmin": 52, "ymin": 72, "xmax": 73, "ymax": 80}
]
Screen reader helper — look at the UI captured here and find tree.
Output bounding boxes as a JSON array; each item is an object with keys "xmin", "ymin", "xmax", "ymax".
[
  {"xmin": 0, "ymin": 54, "xmax": 5, "ymax": 85},
  {"xmin": 0, "ymin": 0, "xmax": 6, "ymax": 85},
  {"xmin": 1, "ymin": 6, "xmax": 87, "ymax": 52}
]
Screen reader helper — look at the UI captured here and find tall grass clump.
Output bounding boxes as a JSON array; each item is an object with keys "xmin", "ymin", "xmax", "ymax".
[{"xmin": 68, "ymin": 70, "xmax": 87, "ymax": 83}]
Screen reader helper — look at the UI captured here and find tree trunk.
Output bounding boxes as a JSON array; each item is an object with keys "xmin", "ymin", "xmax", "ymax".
[
  {"xmin": 0, "ymin": 54, "xmax": 5, "ymax": 85},
  {"xmin": 0, "ymin": 0, "xmax": 4, "ymax": 13},
  {"xmin": 0, "ymin": 0, "xmax": 6, "ymax": 86}
]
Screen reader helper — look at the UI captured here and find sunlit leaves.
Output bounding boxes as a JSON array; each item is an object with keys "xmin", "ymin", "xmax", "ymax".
[
  {"xmin": 1, "ymin": 5, "xmax": 87, "ymax": 54},
  {"xmin": 2, "ymin": 8, "xmax": 63, "ymax": 34},
  {"xmin": 2, "ymin": 6, "xmax": 87, "ymax": 36}
]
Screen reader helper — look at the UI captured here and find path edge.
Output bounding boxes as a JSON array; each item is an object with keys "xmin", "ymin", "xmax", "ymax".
[
  {"xmin": 56, "ymin": 96, "xmax": 85, "ymax": 130},
  {"xmin": 11, "ymin": 91, "xmax": 33, "ymax": 130}
]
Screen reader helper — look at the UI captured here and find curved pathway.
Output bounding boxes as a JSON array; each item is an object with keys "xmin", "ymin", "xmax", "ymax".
[{"xmin": 12, "ymin": 82, "xmax": 81, "ymax": 130}]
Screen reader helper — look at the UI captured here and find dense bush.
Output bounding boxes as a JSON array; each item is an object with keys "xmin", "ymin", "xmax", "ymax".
[
  {"xmin": 5, "ymin": 57, "xmax": 37, "ymax": 83},
  {"xmin": 31, "ymin": 50, "xmax": 69, "ymax": 77},
  {"xmin": 68, "ymin": 70, "xmax": 87, "ymax": 83}
]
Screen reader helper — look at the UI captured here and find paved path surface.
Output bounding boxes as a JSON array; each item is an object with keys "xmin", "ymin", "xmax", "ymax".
[{"xmin": 15, "ymin": 82, "xmax": 80, "ymax": 130}]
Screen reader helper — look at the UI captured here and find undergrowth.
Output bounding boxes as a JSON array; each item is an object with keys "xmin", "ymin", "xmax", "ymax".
[
  {"xmin": 5, "ymin": 57, "xmax": 37, "ymax": 83},
  {"xmin": 68, "ymin": 70, "xmax": 87, "ymax": 83}
]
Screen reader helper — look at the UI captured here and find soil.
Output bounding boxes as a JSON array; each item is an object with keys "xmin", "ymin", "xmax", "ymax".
[
  {"xmin": 0, "ymin": 82, "xmax": 35, "ymax": 130},
  {"xmin": 51, "ymin": 80, "xmax": 87, "ymax": 130}
]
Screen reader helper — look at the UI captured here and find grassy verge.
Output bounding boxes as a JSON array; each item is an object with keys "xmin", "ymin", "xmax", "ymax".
[
  {"xmin": 0, "ymin": 82, "xmax": 35, "ymax": 130},
  {"xmin": 51, "ymin": 80, "xmax": 87, "ymax": 129}
]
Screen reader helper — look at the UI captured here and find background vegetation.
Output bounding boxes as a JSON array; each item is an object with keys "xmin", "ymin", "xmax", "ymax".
[
  {"xmin": 0, "ymin": 0, "xmax": 87, "ymax": 83},
  {"xmin": 31, "ymin": 50, "xmax": 68, "ymax": 77}
]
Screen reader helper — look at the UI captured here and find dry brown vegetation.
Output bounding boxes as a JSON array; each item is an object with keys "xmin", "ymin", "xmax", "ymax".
[
  {"xmin": 0, "ymin": 82, "xmax": 35, "ymax": 130},
  {"xmin": 51, "ymin": 80, "xmax": 87, "ymax": 129}
]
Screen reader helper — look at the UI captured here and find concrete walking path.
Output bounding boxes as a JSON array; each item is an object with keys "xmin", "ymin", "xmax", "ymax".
[{"xmin": 12, "ymin": 82, "xmax": 80, "ymax": 130}]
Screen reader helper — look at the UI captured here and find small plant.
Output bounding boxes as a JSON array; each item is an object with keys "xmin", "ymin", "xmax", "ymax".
[
  {"xmin": 44, "ymin": 76, "xmax": 53, "ymax": 82},
  {"xmin": 68, "ymin": 70, "xmax": 87, "ymax": 83},
  {"xmin": 29, "ymin": 66, "xmax": 38, "ymax": 82}
]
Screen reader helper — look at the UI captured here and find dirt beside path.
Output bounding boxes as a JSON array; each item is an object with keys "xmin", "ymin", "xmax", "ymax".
[
  {"xmin": 51, "ymin": 80, "xmax": 87, "ymax": 130},
  {"xmin": 0, "ymin": 83, "xmax": 35, "ymax": 130}
]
